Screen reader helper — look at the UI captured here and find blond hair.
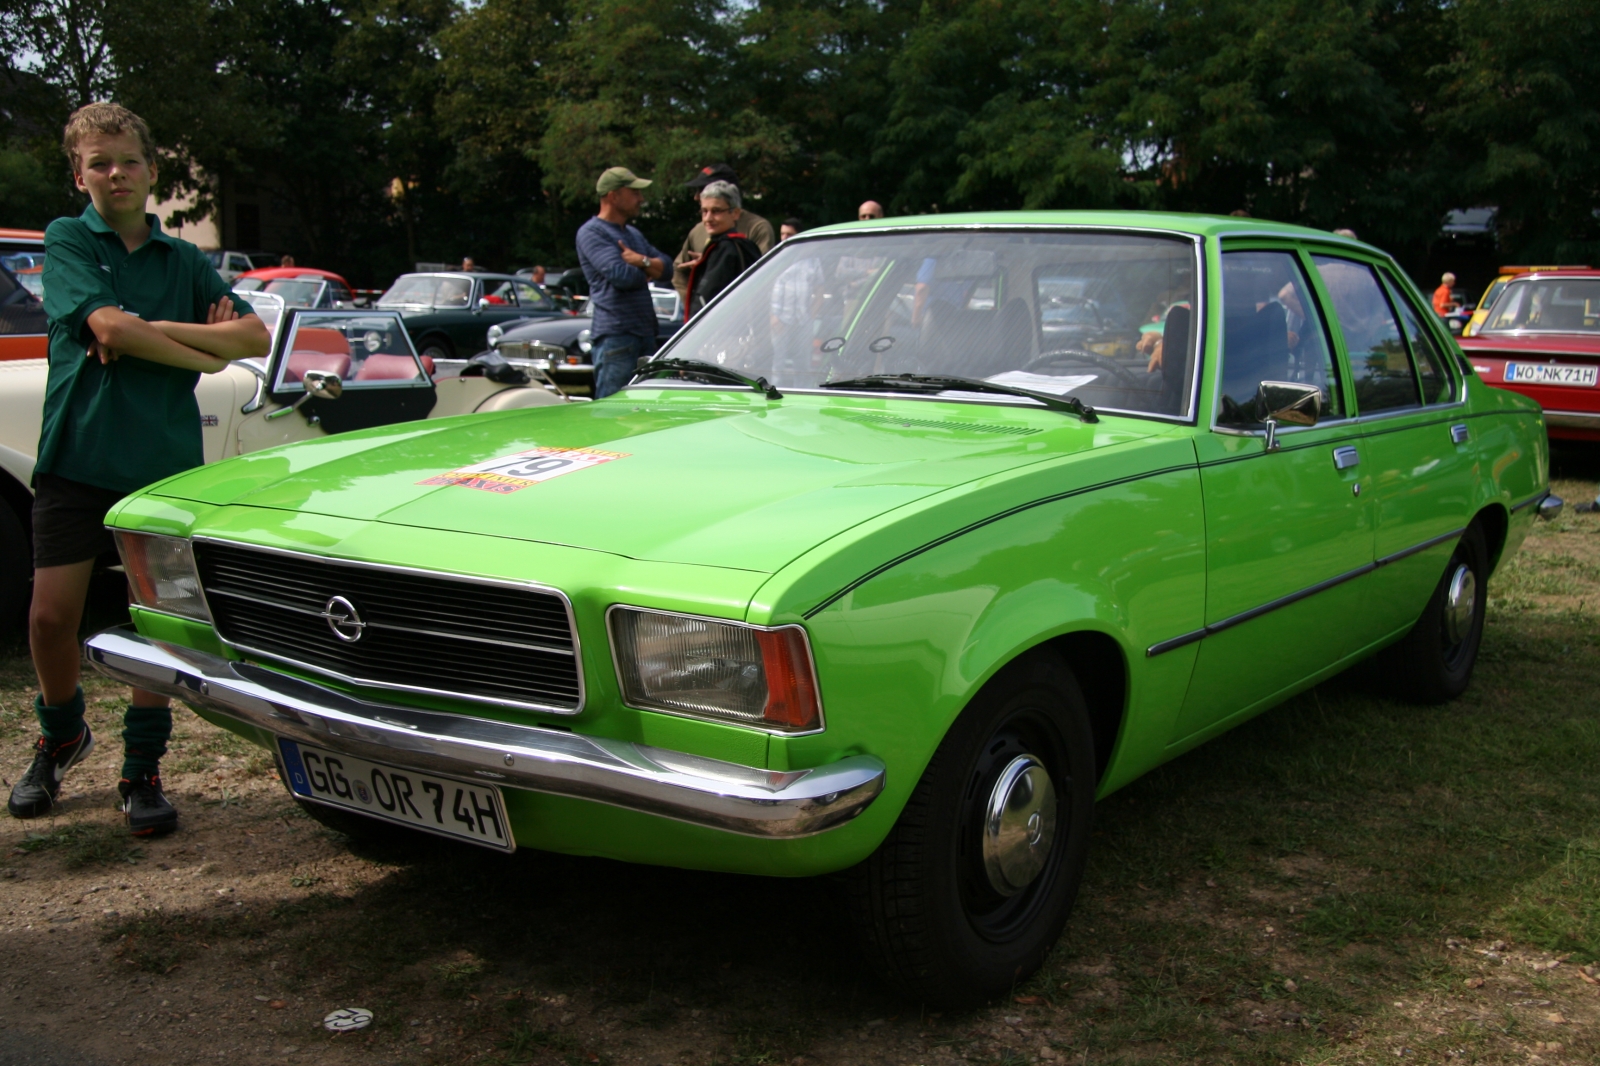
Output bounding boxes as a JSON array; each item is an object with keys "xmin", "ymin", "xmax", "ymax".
[{"xmin": 62, "ymin": 102, "xmax": 156, "ymax": 175}]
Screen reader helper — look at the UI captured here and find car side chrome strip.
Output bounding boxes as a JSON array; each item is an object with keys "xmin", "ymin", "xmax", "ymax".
[
  {"xmin": 84, "ymin": 627, "xmax": 884, "ymax": 839},
  {"xmin": 1146, "ymin": 526, "xmax": 1466, "ymax": 657}
]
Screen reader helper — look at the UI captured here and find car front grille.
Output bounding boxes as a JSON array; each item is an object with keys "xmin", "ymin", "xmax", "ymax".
[{"xmin": 192, "ymin": 540, "xmax": 581, "ymax": 713}]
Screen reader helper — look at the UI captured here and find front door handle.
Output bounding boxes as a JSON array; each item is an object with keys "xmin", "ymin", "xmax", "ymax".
[
  {"xmin": 1332, "ymin": 445, "xmax": 1360, "ymax": 470},
  {"xmin": 1450, "ymin": 423, "xmax": 1470, "ymax": 444}
]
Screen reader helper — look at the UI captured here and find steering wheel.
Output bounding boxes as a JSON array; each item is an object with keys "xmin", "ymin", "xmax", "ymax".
[{"xmin": 1023, "ymin": 348, "xmax": 1144, "ymax": 390}]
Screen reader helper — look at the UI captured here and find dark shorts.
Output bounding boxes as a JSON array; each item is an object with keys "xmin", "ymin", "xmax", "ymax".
[{"xmin": 31, "ymin": 473, "xmax": 127, "ymax": 569}]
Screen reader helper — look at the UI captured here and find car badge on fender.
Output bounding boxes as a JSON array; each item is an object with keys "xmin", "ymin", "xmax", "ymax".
[{"xmin": 320, "ymin": 595, "xmax": 366, "ymax": 643}]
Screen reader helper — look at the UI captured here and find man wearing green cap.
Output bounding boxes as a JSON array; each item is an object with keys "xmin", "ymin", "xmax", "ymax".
[{"xmin": 577, "ymin": 166, "xmax": 670, "ymax": 398}]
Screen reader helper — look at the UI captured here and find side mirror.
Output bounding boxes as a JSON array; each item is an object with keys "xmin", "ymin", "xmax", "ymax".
[
  {"xmin": 1255, "ymin": 380, "xmax": 1321, "ymax": 451},
  {"xmin": 478, "ymin": 298, "xmax": 492, "ymax": 310},
  {"xmin": 303, "ymin": 370, "xmax": 343, "ymax": 400}
]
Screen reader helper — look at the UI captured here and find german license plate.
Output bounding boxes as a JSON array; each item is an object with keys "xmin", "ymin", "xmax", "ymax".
[
  {"xmin": 277, "ymin": 739, "xmax": 512, "ymax": 850},
  {"xmin": 1504, "ymin": 362, "xmax": 1598, "ymax": 387}
]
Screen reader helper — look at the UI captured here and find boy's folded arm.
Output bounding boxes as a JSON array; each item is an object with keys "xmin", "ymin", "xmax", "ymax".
[
  {"xmin": 85, "ymin": 307, "xmax": 229, "ymax": 373},
  {"xmin": 152, "ymin": 315, "xmax": 270, "ymax": 361}
]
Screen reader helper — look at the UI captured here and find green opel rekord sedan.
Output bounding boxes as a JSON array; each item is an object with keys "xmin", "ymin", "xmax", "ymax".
[{"xmin": 87, "ymin": 214, "xmax": 1558, "ymax": 1005}]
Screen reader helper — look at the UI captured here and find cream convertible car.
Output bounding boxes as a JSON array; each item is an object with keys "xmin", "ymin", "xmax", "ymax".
[{"xmin": 0, "ymin": 294, "xmax": 562, "ymax": 634}]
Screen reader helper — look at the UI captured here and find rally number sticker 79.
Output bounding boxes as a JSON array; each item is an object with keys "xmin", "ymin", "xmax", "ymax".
[{"xmin": 419, "ymin": 446, "xmax": 628, "ymax": 494}]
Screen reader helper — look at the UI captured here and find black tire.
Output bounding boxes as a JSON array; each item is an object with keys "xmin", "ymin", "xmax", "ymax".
[
  {"xmin": 847, "ymin": 650, "xmax": 1097, "ymax": 1007},
  {"xmin": 1382, "ymin": 522, "xmax": 1489, "ymax": 704},
  {"xmin": 418, "ymin": 335, "xmax": 455, "ymax": 362},
  {"xmin": 0, "ymin": 500, "xmax": 30, "ymax": 646}
]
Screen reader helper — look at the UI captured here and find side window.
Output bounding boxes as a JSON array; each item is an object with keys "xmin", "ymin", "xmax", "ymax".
[
  {"xmin": 1383, "ymin": 271, "xmax": 1455, "ymax": 404},
  {"xmin": 1312, "ymin": 257, "xmax": 1418, "ymax": 413},
  {"xmin": 1219, "ymin": 251, "xmax": 1344, "ymax": 424}
]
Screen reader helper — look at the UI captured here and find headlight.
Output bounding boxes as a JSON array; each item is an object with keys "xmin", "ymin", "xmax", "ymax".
[
  {"xmin": 609, "ymin": 608, "xmax": 821, "ymax": 732},
  {"xmin": 578, "ymin": 329, "xmax": 592, "ymax": 354},
  {"xmin": 487, "ymin": 324, "xmax": 504, "ymax": 347},
  {"xmin": 113, "ymin": 531, "xmax": 211, "ymax": 622}
]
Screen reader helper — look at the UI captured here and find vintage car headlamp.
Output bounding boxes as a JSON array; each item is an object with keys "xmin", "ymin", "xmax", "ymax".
[
  {"xmin": 577, "ymin": 328, "xmax": 592, "ymax": 354},
  {"xmin": 113, "ymin": 531, "xmax": 211, "ymax": 622},
  {"xmin": 487, "ymin": 323, "xmax": 505, "ymax": 347},
  {"xmin": 609, "ymin": 608, "xmax": 821, "ymax": 732}
]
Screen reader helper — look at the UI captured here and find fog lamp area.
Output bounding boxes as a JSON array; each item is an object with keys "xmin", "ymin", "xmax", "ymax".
[
  {"xmin": 113, "ymin": 530, "xmax": 211, "ymax": 623},
  {"xmin": 608, "ymin": 608, "xmax": 822, "ymax": 733}
]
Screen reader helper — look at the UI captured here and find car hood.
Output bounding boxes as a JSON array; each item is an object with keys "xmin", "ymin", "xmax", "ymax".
[{"xmin": 149, "ymin": 391, "xmax": 1160, "ymax": 574}]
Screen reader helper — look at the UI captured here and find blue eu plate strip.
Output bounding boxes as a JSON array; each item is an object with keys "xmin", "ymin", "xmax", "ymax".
[{"xmin": 278, "ymin": 738, "xmax": 312, "ymax": 797}]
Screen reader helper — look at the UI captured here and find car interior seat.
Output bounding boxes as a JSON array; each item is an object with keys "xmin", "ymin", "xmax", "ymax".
[
  {"xmin": 1219, "ymin": 299, "xmax": 1290, "ymax": 421},
  {"xmin": 353, "ymin": 354, "xmax": 430, "ymax": 381},
  {"xmin": 1158, "ymin": 304, "xmax": 1193, "ymax": 415}
]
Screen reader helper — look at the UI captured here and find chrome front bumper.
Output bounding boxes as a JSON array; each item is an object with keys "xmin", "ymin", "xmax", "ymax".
[{"xmin": 85, "ymin": 627, "xmax": 884, "ymax": 838}]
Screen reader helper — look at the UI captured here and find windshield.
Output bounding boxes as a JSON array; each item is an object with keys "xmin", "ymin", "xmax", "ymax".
[
  {"xmin": 378, "ymin": 275, "xmax": 472, "ymax": 309},
  {"xmin": 1483, "ymin": 278, "xmax": 1600, "ymax": 333},
  {"xmin": 263, "ymin": 279, "xmax": 326, "ymax": 307},
  {"xmin": 658, "ymin": 230, "xmax": 1199, "ymax": 418},
  {"xmin": 273, "ymin": 312, "xmax": 427, "ymax": 392}
]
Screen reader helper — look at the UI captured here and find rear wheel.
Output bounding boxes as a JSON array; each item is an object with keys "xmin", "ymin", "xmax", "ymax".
[
  {"xmin": 0, "ymin": 501, "xmax": 29, "ymax": 645},
  {"xmin": 418, "ymin": 335, "xmax": 455, "ymax": 362},
  {"xmin": 1382, "ymin": 523, "xmax": 1489, "ymax": 704},
  {"xmin": 848, "ymin": 650, "xmax": 1096, "ymax": 1007}
]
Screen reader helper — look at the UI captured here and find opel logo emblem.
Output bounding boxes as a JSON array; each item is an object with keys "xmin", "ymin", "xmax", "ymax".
[{"xmin": 320, "ymin": 595, "xmax": 366, "ymax": 643}]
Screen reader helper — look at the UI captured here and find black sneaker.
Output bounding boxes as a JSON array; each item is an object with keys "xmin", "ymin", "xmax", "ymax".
[
  {"xmin": 7, "ymin": 728, "xmax": 95, "ymax": 819},
  {"xmin": 119, "ymin": 773, "xmax": 178, "ymax": 836}
]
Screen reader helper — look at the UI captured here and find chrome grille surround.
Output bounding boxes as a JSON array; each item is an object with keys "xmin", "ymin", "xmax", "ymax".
[{"xmin": 191, "ymin": 538, "xmax": 584, "ymax": 715}]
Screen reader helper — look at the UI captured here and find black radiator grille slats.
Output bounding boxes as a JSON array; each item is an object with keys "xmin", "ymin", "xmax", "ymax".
[{"xmin": 193, "ymin": 541, "xmax": 581, "ymax": 711}]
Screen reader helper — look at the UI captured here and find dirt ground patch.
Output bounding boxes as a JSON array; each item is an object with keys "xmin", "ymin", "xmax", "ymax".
[{"xmin": 0, "ymin": 457, "xmax": 1594, "ymax": 1065}]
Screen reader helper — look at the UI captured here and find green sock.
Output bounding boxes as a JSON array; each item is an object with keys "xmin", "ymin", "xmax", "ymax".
[
  {"xmin": 34, "ymin": 688, "xmax": 86, "ymax": 746},
  {"xmin": 121, "ymin": 704, "xmax": 172, "ymax": 779}
]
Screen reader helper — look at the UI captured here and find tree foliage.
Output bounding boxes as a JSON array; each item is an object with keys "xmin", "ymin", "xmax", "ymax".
[{"xmin": 0, "ymin": 0, "xmax": 1594, "ymax": 283}]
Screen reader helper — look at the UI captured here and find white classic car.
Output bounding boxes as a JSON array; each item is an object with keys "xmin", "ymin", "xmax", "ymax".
[{"xmin": 0, "ymin": 293, "xmax": 563, "ymax": 635}]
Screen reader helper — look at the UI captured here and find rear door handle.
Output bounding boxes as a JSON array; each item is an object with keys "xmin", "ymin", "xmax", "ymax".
[
  {"xmin": 1450, "ymin": 423, "xmax": 1470, "ymax": 444},
  {"xmin": 1333, "ymin": 445, "xmax": 1360, "ymax": 470}
]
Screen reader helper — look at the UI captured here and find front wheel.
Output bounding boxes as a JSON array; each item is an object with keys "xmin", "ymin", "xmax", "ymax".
[
  {"xmin": 418, "ymin": 335, "xmax": 455, "ymax": 362},
  {"xmin": 847, "ymin": 651, "xmax": 1096, "ymax": 1007},
  {"xmin": 1382, "ymin": 523, "xmax": 1489, "ymax": 704}
]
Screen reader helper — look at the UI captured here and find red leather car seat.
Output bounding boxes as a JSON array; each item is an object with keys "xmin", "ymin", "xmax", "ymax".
[
  {"xmin": 354, "ymin": 354, "xmax": 430, "ymax": 381},
  {"xmin": 282, "ymin": 327, "xmax": 353, "ymax": 384}
]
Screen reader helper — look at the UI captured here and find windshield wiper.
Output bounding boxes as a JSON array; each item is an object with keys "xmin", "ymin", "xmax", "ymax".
[
  {"xmin": 631, "ymin": 357, "xmax": 782, "ymax": 399},
  {"xmin": 819, "ymin": 373, "xmax": 1097, "ymax": 423}
]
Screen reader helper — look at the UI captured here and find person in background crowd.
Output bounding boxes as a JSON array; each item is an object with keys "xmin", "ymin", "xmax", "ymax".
[
  {"xmin": 279, "ymin": 254, "xmax": 295, "ymax": 267},
  {"xmin": 858, "ymin": 201, "xmax": 884, "ymax": 221},
  {"xmin": 682, "ymin": 180, "xmax": 763, "ymax": 319},
  {"xmin": 576, "ymin": 166, "xmax": 668, "ymax": 399},
  {"xmin": 672, "ymin": 163, "xmax": 773, "ymax": 302},
  {"xmin": 780, "ymin": 218, "xmax": 802, "ymax": 241},
  {"xmin": 460, "ymin": 256, "xmax": 477, "ymax": 272},
  {"xmin": 1432, "ymin": 272, "xmax": 1458, "ymax": 316},
  {"xmin": 1333, "ymin": 228, "xmax": 1358, "ymax": 239},
  {"xmin": 529, "ymin": 265, "xmax": 546, "ymax": 284}
]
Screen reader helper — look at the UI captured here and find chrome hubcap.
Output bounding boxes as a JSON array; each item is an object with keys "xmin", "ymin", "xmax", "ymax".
[
  {"xmin": 1443, "ymin": 563, "xmax": 1476, "ymax": 645},
  {"xmin": 981, "ymin": 754, "xmax": 1057, "ymax": 896}
]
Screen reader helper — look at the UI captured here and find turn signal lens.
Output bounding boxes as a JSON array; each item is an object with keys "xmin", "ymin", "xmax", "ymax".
[
  {"xmin": 114, "ymin": 531, "xmax": 211, "ymax": 622},
  {"xmin": 609, "ymin": 608, "xmax": 822, "ymax": 732}
]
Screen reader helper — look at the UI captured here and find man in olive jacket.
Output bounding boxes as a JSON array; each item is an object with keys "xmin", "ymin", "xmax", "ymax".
[{"xmin": 672, "ymin": 164, "xmax": 774, "ymax": 302}]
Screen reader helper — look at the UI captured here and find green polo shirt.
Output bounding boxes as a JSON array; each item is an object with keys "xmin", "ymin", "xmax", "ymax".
[{"xmin": 36, "ymin": 204, "xmax": 254, "ymax": 493}]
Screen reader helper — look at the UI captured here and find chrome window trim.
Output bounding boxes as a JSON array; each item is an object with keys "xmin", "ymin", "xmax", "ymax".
[
  {"xmin": 605, "ymin": 603, "xmax": 827, "ymax": 737},
  {"xmin": 191, "ymin": 536, "xmax": 585, "ymax": 716},
  {"xmin": 640, "ymin": 225, "xmax": 1207, "ymax": 426}
]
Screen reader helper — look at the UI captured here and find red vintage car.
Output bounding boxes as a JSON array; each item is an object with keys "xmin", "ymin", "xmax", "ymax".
[{"xmin": 1457, "ymin": 269, "xmax": 1600, "ymax": 442}]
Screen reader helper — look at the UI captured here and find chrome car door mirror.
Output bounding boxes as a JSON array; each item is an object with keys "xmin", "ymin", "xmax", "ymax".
[
  {"xmin": 303, "ymin": 371, "xmax": 343, "ymax": 400},
  {"xmin": 1255, "ymin": 380, "xmax": 1321, "ymax": 452}
]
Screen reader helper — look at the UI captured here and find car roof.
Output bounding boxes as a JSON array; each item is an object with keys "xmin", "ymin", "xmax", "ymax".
[
  {"xmin": 240, "ymin": 267, "xmax": 352, "ymax": 286},
  {"xmin": 1507, "ymin": 269, "xmax": 1600, "ymax": 280},
  {"xmin": 801, "ymin": 210, "xmax": 1375, "ymax": 247}
]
